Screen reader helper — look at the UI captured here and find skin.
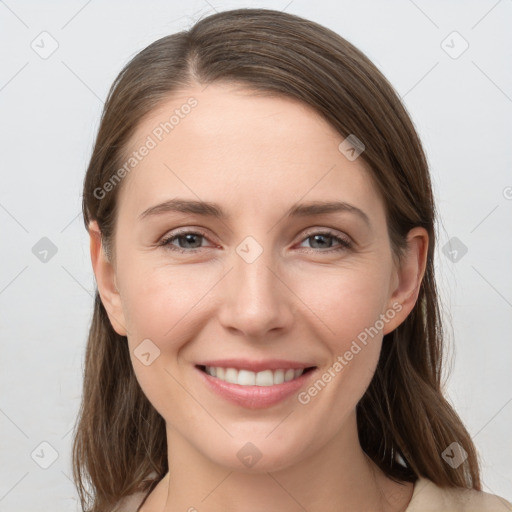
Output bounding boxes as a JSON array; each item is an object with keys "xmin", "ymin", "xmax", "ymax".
[{"xmin": 89, "ymin": 82, "xmax": 428, "ymax": 511}]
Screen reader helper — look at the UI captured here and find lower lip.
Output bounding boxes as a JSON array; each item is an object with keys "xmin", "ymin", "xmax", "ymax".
[{"xmin": 196, "ymin": 366, "xmax": 316, "ymax": 409}]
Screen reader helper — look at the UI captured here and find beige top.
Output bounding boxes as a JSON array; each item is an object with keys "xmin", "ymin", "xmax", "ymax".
[{"xmin": 113, "ymin": 476, "xmax": 512, "ymax": 512}]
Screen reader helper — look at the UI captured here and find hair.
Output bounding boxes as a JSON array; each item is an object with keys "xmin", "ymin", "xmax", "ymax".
[{"xmin": 73, "ymin": 7, "xmax": 481, "ymax": 511}]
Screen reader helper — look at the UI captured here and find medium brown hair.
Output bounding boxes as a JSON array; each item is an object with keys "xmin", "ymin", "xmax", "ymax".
[{"xmin": 73, "ymin": 7, "xmax": 481, "ymax": 510}]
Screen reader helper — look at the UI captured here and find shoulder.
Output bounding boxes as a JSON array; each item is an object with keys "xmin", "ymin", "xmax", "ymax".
[
  {"xmin": 110, "ymin": 471, "xmax": 161, "ymax": 512},
  {"xmin": 406, "ymin": 477, "xmax": 512, "ymax": 512},
  {"xmin": 110, "ymin": 475, "xmax": 512, "ymax": 512},
  {"xmin": 111, "ymin": 490, "xmax": 148, "ymax": 512}
]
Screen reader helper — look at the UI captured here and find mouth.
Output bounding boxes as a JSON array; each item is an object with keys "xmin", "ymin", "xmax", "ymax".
[
  {"xmin": 196, "ymin": 365, "xmax": 317, "ymax": 386},
  {"xmin": 194, "ymin": 362, "xmax": 318, "ymax": 409}
]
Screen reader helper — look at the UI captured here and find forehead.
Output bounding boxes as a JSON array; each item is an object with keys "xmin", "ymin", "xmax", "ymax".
[{"xmin": 116, "ymin": 83, "xmax": 385, "ymax": 223}]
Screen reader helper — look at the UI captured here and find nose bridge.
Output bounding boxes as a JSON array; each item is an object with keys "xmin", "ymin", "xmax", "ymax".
[{"xmin": 217, "ymin": 233, "xmax": 293, "ymax": 336}]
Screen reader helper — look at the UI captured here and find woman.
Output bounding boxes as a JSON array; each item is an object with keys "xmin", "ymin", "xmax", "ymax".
[{"xmin": 72, "ymin": 8, "xmax": 511, "ymax": 512}]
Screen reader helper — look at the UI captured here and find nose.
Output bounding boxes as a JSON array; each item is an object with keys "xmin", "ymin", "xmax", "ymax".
[{"xmin": 217, "ymin": 241, "xmax": 295, "ymax": 340}]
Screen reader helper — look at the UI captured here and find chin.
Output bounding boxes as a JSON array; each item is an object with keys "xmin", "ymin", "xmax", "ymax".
[{"xmin": 201, "ymin": 436, "xmax": 308, "ymax": 474}]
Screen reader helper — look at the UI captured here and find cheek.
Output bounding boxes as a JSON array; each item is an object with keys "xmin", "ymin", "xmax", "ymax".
[
  {"xmin": 118, "ymin": 262, "xmax": 209, "ymax": 340},
  {"xmin": 294, "ymin": 261, "xmax": 391, "ymax": 346},
  {"xmin": 119, "ymin": 265, "xmax": 207, "ymax": 417},
  {"xmin": 290, "ymin": 265, "xmax": 390, "ymax": 408},
  {"xmin": 117, "ymin": 262, "xmax": 227, "ymax": 393}
]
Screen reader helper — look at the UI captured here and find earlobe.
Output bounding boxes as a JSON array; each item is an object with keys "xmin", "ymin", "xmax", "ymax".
[
  {"xmin": 88, "ymin": 220, "xmax": 128, "ymax": 336},
  {"xmin": 383, "ymin": 227, "xmax": 429, "ymax": 335}
]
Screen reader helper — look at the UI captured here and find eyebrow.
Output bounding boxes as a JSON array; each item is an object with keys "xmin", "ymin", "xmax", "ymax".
[{"xmin": 138, "ymin": 198, "xmax": 371, "ymax": 226}]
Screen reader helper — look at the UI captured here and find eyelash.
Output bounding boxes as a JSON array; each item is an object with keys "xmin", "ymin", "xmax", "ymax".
[{"xmin": 158, "ymin": 229, "xmax": 353, "ymax": 254}]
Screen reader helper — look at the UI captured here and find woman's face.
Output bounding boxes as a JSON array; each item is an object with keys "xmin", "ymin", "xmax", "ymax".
[{"xmin": 92, "ymin": 82, "xmax": 425, "ymax": 472}]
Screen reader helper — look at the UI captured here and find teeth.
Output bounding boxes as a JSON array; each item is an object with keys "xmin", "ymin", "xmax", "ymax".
[
  {"xmin": 225, "ymin": 368, "xmax": 238, "ymax": 384},
  {"xmin": 204, "ymin": 366, "xmax": 306, "ymax": 386}
]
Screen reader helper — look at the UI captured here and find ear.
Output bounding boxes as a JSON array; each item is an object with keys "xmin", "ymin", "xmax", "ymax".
[
  {"xmin": 88, "ymin": 220, "xmax": 128, "ymax": 336},
  {"xmin": 383, "ymin": 227, "xmax": 429, "ymax": 335}
]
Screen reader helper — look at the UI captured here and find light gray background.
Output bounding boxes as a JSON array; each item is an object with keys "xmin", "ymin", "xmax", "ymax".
[{"xmin": 1, "ymin": 0, "xmax": 511, "ymax": 509}]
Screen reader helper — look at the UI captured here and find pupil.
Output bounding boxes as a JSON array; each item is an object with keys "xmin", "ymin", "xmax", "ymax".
[
  {"xmin": 182, "ymin": 234, "xmax": 201, "ymax": 248},
  {"xmin": 312, "ymin": 234, "xmax": 330, "ymax": 248}
]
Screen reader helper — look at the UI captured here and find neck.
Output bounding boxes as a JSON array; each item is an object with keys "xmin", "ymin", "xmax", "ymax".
[{"xmin": 153, "ymin": 412, "xmax": 411, "ymax": 512}]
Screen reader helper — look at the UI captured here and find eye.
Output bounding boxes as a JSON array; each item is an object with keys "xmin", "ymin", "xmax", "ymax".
[
  {"xmin": 158, "ymin": 228, "xmax": 352, "ymax": 254},
  {"xmin": 297, "ymin": 230, "xmax": 352, "ymax": 253},
  {"xmin": 159, "ymin": 230, "xmax": 213, "ymax": 253}
]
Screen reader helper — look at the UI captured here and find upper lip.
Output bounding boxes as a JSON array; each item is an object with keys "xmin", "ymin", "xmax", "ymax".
[{"xmin": 196, "ymin": 359, "xmax": 316, "ymax": 372}]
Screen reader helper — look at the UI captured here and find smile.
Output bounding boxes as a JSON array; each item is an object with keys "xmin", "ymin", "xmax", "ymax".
[
  {"xmin": 199, "ymin": 366, "xmax": 315, "ymax": 386},
  {"xmin": 195, "ymin": 359, "xmax": 318, "ymax": 408}
]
